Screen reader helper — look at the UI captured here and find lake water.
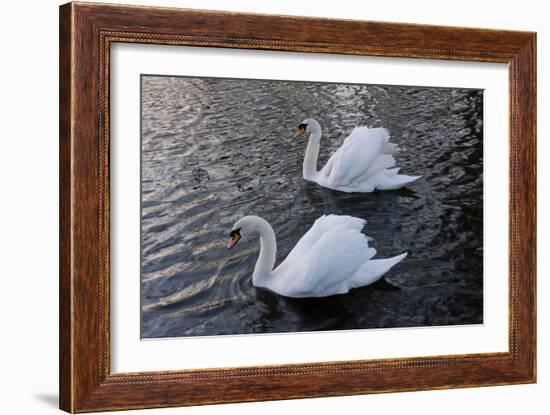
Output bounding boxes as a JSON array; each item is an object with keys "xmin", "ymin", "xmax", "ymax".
[{"xmin": 140, "ymin": 75, "xmax": 483, "ymax": 338}]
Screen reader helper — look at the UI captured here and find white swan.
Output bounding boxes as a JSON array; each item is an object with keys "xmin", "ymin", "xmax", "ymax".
[
  {"xmin": 294, "ymin": 118, "xmax": 421, "ymax": 193},
  {"xmin": 227, "ymin": 214, "xmax": 407, "ymax": 298}
]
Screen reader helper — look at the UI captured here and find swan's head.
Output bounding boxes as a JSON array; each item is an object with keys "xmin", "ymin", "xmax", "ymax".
[
  {"xmin": 227, "ymin": 215, "xmax": 265, "ymax": 249},
  {"xmin": 293, "ymin": 118, "xmax": 321, "ymax": 139}
]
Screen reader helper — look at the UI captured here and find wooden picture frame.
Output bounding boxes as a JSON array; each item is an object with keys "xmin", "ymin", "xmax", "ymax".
[{"xmin": 59, "ymin": 2, "xmax": 536, "ymax": 412}]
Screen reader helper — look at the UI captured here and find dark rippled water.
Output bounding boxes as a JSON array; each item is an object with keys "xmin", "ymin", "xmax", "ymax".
[{"xmin": 140, "ymin": 75, "xmax": 483, "ymax": 338}]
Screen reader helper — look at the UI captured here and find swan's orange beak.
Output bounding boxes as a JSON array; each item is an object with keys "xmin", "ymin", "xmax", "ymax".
[
  {"xmin": 293, "ymin": 126, "xmax": 306, "ymax": 138},
  {"xmin": 227, "ymin": 230, "xmax": 241, "ymax": 250}
]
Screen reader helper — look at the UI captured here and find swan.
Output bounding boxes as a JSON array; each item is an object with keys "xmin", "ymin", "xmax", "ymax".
[
  {"xmin": 227, "ymin": 214, "xmax": 407, "ymax": 298},
  {"xmin": 293, "ymin": 118, "xmax": 421, "ymax": 193}
]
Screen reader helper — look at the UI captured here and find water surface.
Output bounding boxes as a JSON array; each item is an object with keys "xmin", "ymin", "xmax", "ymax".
[{"xmin": 140, "ymin": 75, "xmax": 483, "ymax": 338}]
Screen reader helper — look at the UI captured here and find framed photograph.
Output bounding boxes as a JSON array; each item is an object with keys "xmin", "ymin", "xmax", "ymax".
[{"xmin": 59, "ymin": 2, "xmax": 536, "ymax": 412}]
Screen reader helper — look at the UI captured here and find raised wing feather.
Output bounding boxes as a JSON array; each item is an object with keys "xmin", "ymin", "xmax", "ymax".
[
  {"xmin": 343, "ymin": 126, "xmax": 390, "ymax": 147},
  {"xmin": 289, "ymin": 228, "xmax": 371, "ymax": 297},
  {"xmin": 277, "ymin": 214, "xmax": 364, "ymax": 270},
  {"xmin": 324, "ymin": 127, "xmax": 392, "ymax": 187},
  {"xmin": 273, "ymin": 215, "xmax": 371, "ymax": 297}
]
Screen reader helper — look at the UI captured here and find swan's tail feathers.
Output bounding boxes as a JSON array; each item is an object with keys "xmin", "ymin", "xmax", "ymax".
[
  {"xmin": 349, "ymin": 252, "xmax": 408, "ymax": 289},
  {"xmin": 372, "ymin": 170, "xmax": 422, "ymax": 191}
]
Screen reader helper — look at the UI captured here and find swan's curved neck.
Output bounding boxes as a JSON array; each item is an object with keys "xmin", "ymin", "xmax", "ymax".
[
  {"xmin": 251, "ymin": 218, "xmax": 277, "ymax": 287},
  {"xmin": 303, "ymin": 130, "xmax": 322, "ymax": 180}
]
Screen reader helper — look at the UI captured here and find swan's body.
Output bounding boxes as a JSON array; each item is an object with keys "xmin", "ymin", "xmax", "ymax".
[
  {"xmin": 228, "ymin": 215, "xmax": 407, "ymax": 298},
  {"xmin": 295, "ymin": 119, "xmax": 421, "ymax": 193}
]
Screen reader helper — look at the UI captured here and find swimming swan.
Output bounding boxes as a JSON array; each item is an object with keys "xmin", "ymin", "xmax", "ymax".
[
  {"xmin": 294, "ymin": 118, "xmax": 421, "ymax": 193},
  {"xmin": 227, "ymin": 214, "xmax": 407, "ymax": 298}
]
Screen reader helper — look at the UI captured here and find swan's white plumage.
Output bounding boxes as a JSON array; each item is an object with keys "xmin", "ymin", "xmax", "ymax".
[
  {"xmin": 231, "ymin": 215, "xmax": 407, "ymax": 298},
  {"xmin": 300, "ymin": 120, "xmax": 421, "ymax": 193}
]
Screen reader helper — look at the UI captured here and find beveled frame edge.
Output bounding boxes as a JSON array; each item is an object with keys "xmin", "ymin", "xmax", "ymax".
[{"xmin": 59, "ymin": 2, "xmax": 536, "ymax": 413}]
